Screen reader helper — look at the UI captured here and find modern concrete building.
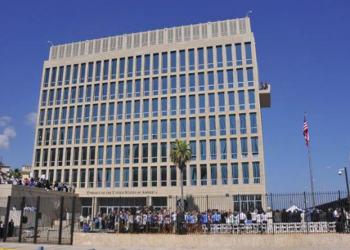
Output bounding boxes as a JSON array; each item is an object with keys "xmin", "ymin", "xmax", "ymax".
[{"xmin": 32, "ymin": 17, "xmax": 271, "ymax": 215}]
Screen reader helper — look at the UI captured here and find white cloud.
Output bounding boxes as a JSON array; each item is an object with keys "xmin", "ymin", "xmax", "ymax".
[
  {"xmin": 0, "ymin": 127, "xmax": 17, "ymax": 149},
  {"xmin": 25, "ymin": 112, "xmax": 37, "ymax": 127},
  {"xmin": 0, "ymin": 116, "xmax": 12, "ymax": 127}
]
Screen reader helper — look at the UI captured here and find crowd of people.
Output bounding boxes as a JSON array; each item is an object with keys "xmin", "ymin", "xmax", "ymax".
[
  {"xmin": 80, "ymin": 206, "xmax": 350, "ymax": 234},
  {"xmin": 0, "ymin": 175, "xmax": 75, "ymax": 193}
]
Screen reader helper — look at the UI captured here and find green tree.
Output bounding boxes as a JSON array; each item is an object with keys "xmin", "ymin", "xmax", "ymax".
[
  {"xmin": 9, "ymin": 168, "xmax": 22, "ymax": 179},
  {"xmin": 170, "ymin": 139, "xmax": 192, "ymax": 212}
]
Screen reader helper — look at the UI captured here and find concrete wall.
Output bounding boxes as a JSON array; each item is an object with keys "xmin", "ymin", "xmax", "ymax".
[{"xmin": 73, "ymin": 233, "xmax": 350, "ymax": 249}]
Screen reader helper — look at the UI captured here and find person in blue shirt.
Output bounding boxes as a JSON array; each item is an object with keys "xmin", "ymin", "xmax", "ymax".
[{"xmin": 83, "ymin": 222, "xmax": 89, "ymax": 232}]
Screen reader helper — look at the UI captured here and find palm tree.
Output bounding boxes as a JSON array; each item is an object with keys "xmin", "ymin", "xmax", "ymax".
[{"xmin": 170, "ymin": 139, "xmax": 192, "ymax": 212}]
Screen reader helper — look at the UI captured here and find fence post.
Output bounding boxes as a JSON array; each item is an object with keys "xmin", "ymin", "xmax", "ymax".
[
  {"xmin": 70, "ymin": 196, "xmax": 76, "ymax": 245},
  {"xmin": 303, "ymin": 192, "xmax": 308, "ymax": 234},
  {"xmin": 58, "ymin": 196, "xmax": 65, "ymax": 245},
  {"xmin": 270, "ymin": 193, "xmax": 274, "ymax": 235},
  {"xmin": 3, "ymin": 196, "xmax": 11, "ymax": 242},
  {"xmin": 34, "ymin": 196, "xmax": 41, "ymax": 243},
  {"xmin": 206, "ymin": 195, "xmax": 209, "ymax": 211},
  {"xmin": 18, "ymin": 196, "xmax": 26, "ymax": 242}
]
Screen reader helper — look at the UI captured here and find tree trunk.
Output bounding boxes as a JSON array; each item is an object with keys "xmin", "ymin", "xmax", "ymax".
[{"xmin": 180, "ymin": 166, "xmax": 184, "ymax": 212}]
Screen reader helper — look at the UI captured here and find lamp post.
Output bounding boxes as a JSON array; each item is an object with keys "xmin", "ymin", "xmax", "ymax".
[
  {"xmin": 322, "ymin": 166, "xmax": 332, "ymax": 192},
  {"xmin": 338, "ymin": 167, "xmax": 350, "ymax": 211}
]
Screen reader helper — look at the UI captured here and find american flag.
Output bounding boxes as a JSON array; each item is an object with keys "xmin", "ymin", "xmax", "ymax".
[{"xmin": 303, "ymin": 113, "xmax": 309, "ymax": 146}]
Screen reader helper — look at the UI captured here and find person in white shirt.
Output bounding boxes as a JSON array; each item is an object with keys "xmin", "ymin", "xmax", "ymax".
[
  {"xmin": 79, "ymin": 215, "xmax": 84, "ymax": 229},
  {"xmin": 172, "ymin": 212, "xmax": 177, "ymax": 233},
  {"xmin": 251, "ymin": 209, "xmax": 257, "ymax": 224},
  {"xmin": 239, "ymin": 212, "xmax": 247, "ymax": 224}
]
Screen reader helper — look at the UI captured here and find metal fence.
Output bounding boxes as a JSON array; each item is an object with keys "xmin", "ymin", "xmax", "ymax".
[{"xmin": 0, "ymin": 196, "xmax": 79, "ymax": 245}]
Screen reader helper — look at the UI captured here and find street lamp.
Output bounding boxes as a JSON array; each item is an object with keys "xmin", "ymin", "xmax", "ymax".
[
  {"xmin": 338, "ymin": 167, "xmax": 350, "ymax": 211},
  {"xmin": 322, "ymin": 166, "xmax": 332, "ymax": 192}
]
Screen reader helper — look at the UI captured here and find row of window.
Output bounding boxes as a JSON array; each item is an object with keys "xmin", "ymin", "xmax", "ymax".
[
  {"xmin": 43, "ymin": 43, "xmax": 253, "ymax": 87},
  {"xmin": 37, "ymin": 113, "xmax": 258, "ymax": 146},
  {"xmin": 34, "ymin": 137, "xmax": 260, "ymax": 167},
  {"xmin": 41, "ymin": 68, "xmax": 255, "ymax": 104},
  {"xmin": 38, "ymin": 90, "xmax": 256, "ymax": 126},
  {"xmin": 34, "ymin": 161, "xmax": 261, "ymax": 189}
]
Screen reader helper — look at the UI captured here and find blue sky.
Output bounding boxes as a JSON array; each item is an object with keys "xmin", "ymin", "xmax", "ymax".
[{"xmin": 0, "ymin": 0, "xmax": 349, "ymax": 192}]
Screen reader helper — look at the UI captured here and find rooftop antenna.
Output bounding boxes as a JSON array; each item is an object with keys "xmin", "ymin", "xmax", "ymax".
[
  {"xmin": 47, "ymin": 40, "xmax": 54, "ymax": 47},
  {"xmin": 246, "ymin": 10, "xmax": 253, "ymax": 18}
]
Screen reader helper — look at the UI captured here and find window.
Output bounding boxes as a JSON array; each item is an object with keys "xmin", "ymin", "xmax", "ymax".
[
  {"xmin": 41, "ymin": 90, "xmax": 47, "ymax": 106},
  {"xmin": 199, "ymin": 94, "xmax": 205, "ymax": 113},
  {"xmin": 237, "ymin": 69, "xmax": 244, "ymax": 87},
  {"xmin": 143, "ymin": 99, "xmax": 149, "ymax": 118},
  {"xmin": 115, "ymin": 145, "xmax": 121, "ymax": 164},
  {"xmin": 119, "ymin": 58, "xmax": 125, "ymax": 78},
  {"xmin": 240, "ymin": 114, "xmax": 247, "ymax": 134},
  {"xmin": 227, "ymin": 70, "xmax": 234, "ymax": 88},
  {"xmin": 127, "ymin": 80, "xmax": 133, "ymax": 98},
  {"xmin": 109, "ymin": 103, "xmax": 115, "ymax": 120},
  {"xmin": 207, "ymin": 47, "xmax": 213, "ymax": 68},
  {"xmin": 251, "ymin": 137, "xmax": 259, "ymax": 157},
  {"xmin": 59, "ymin": 127, "xmax": 65, "ymax": 145},
  {"xmin": 80, "ymin": 63, "xmax": 86, "ymax": 83},
  {"xmin": 143, "ymin": 121, "xmax": 149, "ymax": 140},
  {"xmin": 242, "ymin": 163, "xmax": 249, "ymax": 184},
  {"xmin": 132, "ymin": 167, "xmax": 138, "ymax": 187},
  {"xmin": 219, "ymin": 115, "xmax": 226, "ymax": 135},
  {"xmin": 74, "ymin": 147, "xmax": 79, "ymax": 166},
  {"xmin": 100, "ymin": 103, "xmax": 106, "ymax": 121},
  {"xmin": 61, "ymin": 107, "xmax": 67, "ymax": 125},
  {"xmin": 98, "ymin": 124, "xmax": 104, "ymax": 143},
  {"xmin": 75, "ymin": 126, "xmax": 81, "ymax": 144},
  {"xmin": 253, "ymin": 162, "xmax": 260, "ymax": 183},
  {"xmin": 85, "ymin": 85, "xmax": 92, "ymax": 102},
  {"xmin": 144, "ymin": 55, "xmax": 150, "ymax": 75},
  {"xmin": 66, "ymin": 148, "xmax": 71, "ymax": 166},
  {"xmin": 241, "ymin": 138, "xmax": 248, "ymax": 158},
  {"xmin": 171, "ymin": 75, "xmax": 177, "ymax": 93},
  {"xmin": 180, "ymin": 118, "xmax": 186, "ymax": 138},
  {"xmin": 200, "ymin": 165, "xmax": 207, "ymax": 185},
  {"xmin": 116, "ymin": 123, "xmax": 122, "ymax": 142},
  {"xmin": 80, "ymin": 169, "xmax": 86, "ymax": 188},
  {"xmin": 93, "ymin": 84, "xmax": 99, "ymax": 101},
  {"xmin": 170, "ymin": 97, "xmax": 176, "ymax": 115},
  {"xmin": 123, "ymin": 168, "xmax": 129, "ymax": 187},
  {"xmin": 142, "ymin": 167, "xmax": 148, "ymax": 187},
  {"xmin": 152, "ymin": 120, "xmax": 158, "ymax": 139},
  {"xmin": 49, "ymin": 90, "xmax": 54, "ymax": 105},
  {"xmin": 90, "ymin": 146, "xmax": 96, "ymax": 165},
  {"xmin": 190, "ymin": 165, "xmax": 197, "ymax": 186},
  {"xmin": 78, "ymin": 86, "xmax": 84, "ymax": 103},
  {"xmin": 106, "ymin": 168, "xmax": 111, "ymax": 187},
  {"xmin": 180, "ymin": 96, "xmax": 186, "ymax": 114},
  {"xmin": 211, "ymin": 164, "xmax": 217, "ymax": 185},
  {"xmin": 127, "ymin": 57, "xmax": 133, "ymax": 77},
  {"xmin": 248, "ymin": 90, "xmax": 256, "ymax": 109},
  {"xmin": 142, "ymin": 143, "xmax": 148, "ymax": 163},
  {"xmin": 126, "ymin": 101, "xmax": 132, "ymax": 119},
  {"xmin": 210, "ymin": 139, "xmax": 217, "ymax": 160},
  {"xmin": 171, "ymin": 166, "xmax": 176, "ymax": 186},
  {"xmin": 247, "ymin": 67, "xmax": 254, "ymax": 86},
  {"xmin": 228, "ymin": 92, "xmax": 235, "ymax": 111},
  {"xmin": 87, "ymin": 169, "xmax": 94, "ymax": 188},
  {"xmin": 107, "ymin": 124, "xmax": 113, "ymax": 142},
  {"xmin": 51, "ymin": 67, "xmax": 57, "ymax": 86},
  {"xmin": 152, "ymin": 143, "xmax": 157, "ymax": 163},
  {"xmin": 71, "ymin": 87, "xmax": 76, "ymax": 103},
  {"xmin": 232, "ymin": 163, "xmax": 239, "ymax": 184},
  {"xmin": 245, "ymin": 42, "xmax": 253, "ymax": 64},
  {"xmin": 162, "ymin": 52, "xmax": 168, "ymax": 73},
  {"xmin": 161, "ymin": 142, "xmax": 167, "ymax": 162},
  {"xmin": 144, "ymin": 78, "xmax": 150, "ymax": 96},
  {"xmin": 189, "ymin": 74, "xmax": 195, "ymax": 92},
  {"xmin": 235, "ymin": 43, "xmax": 242, "ymax": 66},
  {"xmin": 198, "ymin": 48, "xmax": 204, "ymax": 69},
  {"xmin": 180, "ymin": 50, "xmax": 186, "ymax": 71},
  {"xmin": 125, "ymin": 122, "xmax": 131, "ymax": 141},
  {"xmin": 161, "ymin": 120, "xmax": 167, "ymax": 139},
  {"xmin": 136, "ymin": 56, "xmax": 142, "ymax": 76},
  {"xmin": 45, "ymin": 128, "xmax": 51, "ymax": 145},
  {"xmin": 90, "ymin": 125, "xmax": 96, "ymax": 143},
  {"xmin": 189, "ymin": 49, "xmax": 195, "ymax": 71},
  {"xmin": 111, "ymin": 59, "xmax": 117, "ymax": 79},
  {"xmin": 171, "ymin": 51, "xmax": 176, "ymax": 72},
  {"xmin": 153, "ymin": 53, "xmax": 159, "ymax": 74},
  {"xmin": 117, "ymin": 102, "xmax": 123, "ymax": 119},
  {"xmin": 135, "ymin": 79, "xmax": 141, "ymax": 97},
  {"xmin": 50, "ymin": 149, "xmax": 56, "ymax": 166},
  {"xmin": 54, "ymin": 108, "xmax": 59, "ymax": 125},
  {"xmin": 134, "ymin": 122, "xmax": 140, "ymax": 140},
  {"xmin": 198, "ymin": 72, "xmax": 204, "ymax": 91},
  {"xmin": 190, "ymin": 117, "xmax": 196, "ymax": 137},
  {"xmin": 220, "ymin": 139, "xmax": 227, "ymax": 160},
  {"xmin": 226, "ymin": 44, "xmax": 233, "ymax": 66},
  {"xmin": 44, "ymin": 68, "xmax": 50, "ymax": 87},
  {"xmin": 217, "ymin": 71, "xmax": 224, "ymax": 89},
  {"xmin": 56, "ymin": 89, "xmax": 61, "ymax": 105},
  {"xmin": 180, "ymin": 74, "xmax": 186, "ymax": 93},
  {"xmin": 68, "ymin": 107, "xmax": 74, "ymax": 124},
  {"xmin": 221, "ymin": 164, "xmax": 228, "ymax": 185},
  {"xmin": 189, "ymin": 95, "xmax": 196, "ymax": 114},
  {"xmin": 124, "ymin": 145, "xmax": 130, "ymax": 164},
  {"xmin": 208, "ymin": 72, "xmax": 214, "ymax": 90},
  {"xmin": 238, "ymin": 91, "xmax": 245, "ymax": 110},
  {"xmin": 161, "ymin": 97, "xmax": 167, "ymax": 116},
  {"xmin": 190, "ymin": 141, "xmax": 196, "ymax": 160},
  {"xmin": 218, "ymin": 92, "xmax": 225, "ymax": 111},
  {"xmin": 199, "ymin": 117, "xmax": 206, "ymax": 136},
  {"xmin": 230, "ymin": 138, "xmax": 238, "ymax": 159},
  {"xmin": 97, "ymin": 169, "xmax": 103, "ymax": 188},
  {"xmin": 114, "ymin": 168, "xmax": 120, "ymax": 187},
  {"xmin": 151, "ymin": 167, "xmax": 157, "ymax": 187},
  {"xmin": 65, "ymin": 65, "xmax": 71, "ymax": 85},
  {"xmin": 216, "ymin": 46, "xmax": 223, "ymax": 67},
  {"xmin": 170, "ymin": 119, "xmax": 176, "ymax": 138},
  {"xmin": 95, "ymin": 61, "xmax": 101, "ymax": 81},
  {"xmin": 152, "ymin": 98, "xmax": 158, "ymax": 117},
  {"xmin": 98, "ymin": 146, "xmax": 104, "ymax": 165},
  {"xmin": 87, "ymin": 62, "xmax": 93, "ymax": 82},
  {"xmin": 250, "ymin": 113, "xmax": 258, "ymax": 133},
  {"xmin": 208, "ymin": 93, "xmax": 215, "ymax": 112},
  {"xmin": 209, "ymin": 116, "xmax": 216, "ymax": 136}
]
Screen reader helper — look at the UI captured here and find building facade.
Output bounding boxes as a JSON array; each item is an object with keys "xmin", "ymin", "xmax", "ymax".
[{"xmin": 32, "ymin": 17, "xmax": 271, "ymax": 215}]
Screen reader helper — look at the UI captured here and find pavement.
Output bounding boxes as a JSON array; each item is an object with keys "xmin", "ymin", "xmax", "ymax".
[{"xmin": 0, "ymin": 243, "xmax": 350, "ymax": 250}]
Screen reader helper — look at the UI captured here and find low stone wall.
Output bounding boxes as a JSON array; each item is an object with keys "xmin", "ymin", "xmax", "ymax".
[{"xmin": 74, "ymin": 233, "xmax": 350, "ymax": 249}]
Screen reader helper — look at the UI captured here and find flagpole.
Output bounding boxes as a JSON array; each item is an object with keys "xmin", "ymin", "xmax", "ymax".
[{"xmin": 305, "ymin": 112, "xmax": 315, "ymax": 209}]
